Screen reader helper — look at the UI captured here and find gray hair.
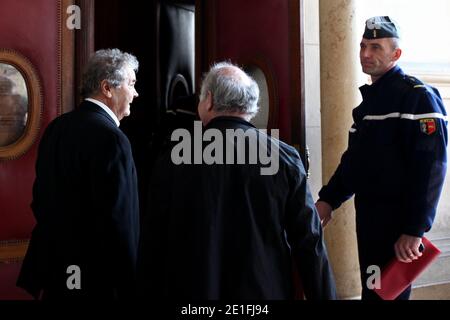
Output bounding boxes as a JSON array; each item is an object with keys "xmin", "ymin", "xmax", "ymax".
[
  {"xmin": 81, "ymin": 48, "xmax": 139, "ymax": 98},
  {"xmin": 200, "ymin": 61, "xmax": 259, "ymax": 117},
  {"xmin": 390, "ymin": 20, "xmax": 401, "ymax": 49},
  {"xmin": 390, "ymin": 37, "xmax": 401, "ymax": 50}
]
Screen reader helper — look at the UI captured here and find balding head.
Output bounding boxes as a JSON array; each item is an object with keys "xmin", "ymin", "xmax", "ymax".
[
  {"xmin": 215, "ymin": 64, "xmax": 253, "ymax": 86},
  {"xmin": 199, "ymin": 62, "xmax": 260, "ymax": 120}
]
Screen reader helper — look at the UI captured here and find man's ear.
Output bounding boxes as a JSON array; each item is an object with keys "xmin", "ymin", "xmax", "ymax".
[
  {"xmin": 392, "ymin": 47, "xmax": 402, "ymax": 62},
  {"xmin": 206, "ymin": 91, "xmax": 214, "ymax": 111},
  {"xmin": 100, "ymin": 80, "xmax": 113, "ymax": 98}
]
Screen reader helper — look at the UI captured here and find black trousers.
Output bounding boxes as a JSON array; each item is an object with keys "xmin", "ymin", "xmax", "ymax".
[{"xmin": 355, "ymin": 201, "xmax": 411, "ymax": 300}]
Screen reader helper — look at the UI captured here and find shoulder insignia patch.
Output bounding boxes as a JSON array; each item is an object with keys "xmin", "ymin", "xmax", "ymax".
[
  {"xmin": 404, "ymin": 75, "xmax": 425, "ymax": 88},
  {"xmin": 420, "ymin": 119, "xmax": 437, "ymax": 135}
]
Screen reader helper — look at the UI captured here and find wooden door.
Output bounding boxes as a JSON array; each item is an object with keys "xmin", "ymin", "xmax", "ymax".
[
  {"xmin": 0, "ymin": 0, "xmax": 75, "ymax": 299},
  {"xmin": 196, "ymin": 0, "xmax": 305, "ymax": 162}
]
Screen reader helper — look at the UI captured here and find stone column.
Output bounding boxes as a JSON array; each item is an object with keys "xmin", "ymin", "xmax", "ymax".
[{"xmin": 319, "ymin": 0, "xmax": 362, "ymax": 299}]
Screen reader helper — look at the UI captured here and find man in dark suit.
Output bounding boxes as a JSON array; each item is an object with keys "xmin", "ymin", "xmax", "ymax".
[
  {"xmin": 17, "ymin": 48, "xmax": 140, "ymax": 300},
  {"xmin": 138, "ymin": 62, "xmax": 337, "ymax": 299}
]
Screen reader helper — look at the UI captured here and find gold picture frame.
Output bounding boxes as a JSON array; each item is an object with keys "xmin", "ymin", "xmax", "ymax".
[
  {"xmin": 0, "ymin": 240, "xmax": 29, "ymax": 263},
  {"xmin": 0, "ymin": 48, "xmax": 42, "ymax": 160}
]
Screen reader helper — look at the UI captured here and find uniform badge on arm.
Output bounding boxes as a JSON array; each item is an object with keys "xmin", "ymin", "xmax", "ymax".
[{"xmin": 420, "ymin": 119, "xmax": 437, "ymax": 135}]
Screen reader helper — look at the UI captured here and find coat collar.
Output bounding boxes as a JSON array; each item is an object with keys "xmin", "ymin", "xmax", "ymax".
[
  {"xmin": 205, "ymin": 116, "xmax": 256, "ymax": 130},
  {"xmin": 84, "ymin": 98, "xmax": 120, "ymax": 127},
  {"xmin": 77, "ymin": 100, "xmax": 119, "ymax": 127},
  {"xmin": 359, "ymin": 65, "xmax": 404, "ymax": 99}
]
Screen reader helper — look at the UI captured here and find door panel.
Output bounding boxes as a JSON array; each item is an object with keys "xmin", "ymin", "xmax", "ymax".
[
  {"xmin": 0, "ymin": 0, "xmax": 75, "ymax": 299},
  {"xmin": 197, "ymin": 0, "xmax": 305, "ymax": 160},
  {"xmin": 158, "ymin": 1, "xmax": 195, "ymax": 110}
]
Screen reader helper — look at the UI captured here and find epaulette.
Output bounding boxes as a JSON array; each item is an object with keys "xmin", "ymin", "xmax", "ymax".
[{"xmin": 403, "ymin": 74, "xmax": 426, "ymax": 89}]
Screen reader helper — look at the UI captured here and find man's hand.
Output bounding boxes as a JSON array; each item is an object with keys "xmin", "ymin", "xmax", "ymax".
[
  {"xmin": 315, "ymin": 201, "xmax": 333, "ymax": 227},
  {"xmin": 394, "ymin": 234, "xmax": 423, "ymax": 263}
]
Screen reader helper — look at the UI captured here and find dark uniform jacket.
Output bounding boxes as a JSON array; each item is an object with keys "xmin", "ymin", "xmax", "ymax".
[
  {"xmin": 138, "ymin": 116, "xmax": 336, "ymax": 300},
  {"xmin": 318, "ymin": 66, "xmax": 447, "ymax": 271},
  {"xmin": 17, "ymin": 100, "xmax": 140, "ymax": 300}
]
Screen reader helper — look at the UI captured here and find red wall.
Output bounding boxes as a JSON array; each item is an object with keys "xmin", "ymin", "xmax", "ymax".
[
  {"xmin": 210, "ymin": 0, "xmax": 296, "ymax": 141},
  {"xmin": 0, "ymin": 0, "xmax": 60, "ymax": 240}
]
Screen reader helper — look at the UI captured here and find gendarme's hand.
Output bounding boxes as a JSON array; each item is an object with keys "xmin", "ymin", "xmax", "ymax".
[
  {"xmin": 315, "ymin": 201, "xmax": 333, "ymax": 227},
  {"xmin": 394, "ymin": 234, "xmax": 423, "ymax": 263}
]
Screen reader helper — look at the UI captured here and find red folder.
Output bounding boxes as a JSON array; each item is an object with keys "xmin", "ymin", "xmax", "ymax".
[{"xmin": 374, "ymin": 237, "xmax": 441, "ymax": 300}]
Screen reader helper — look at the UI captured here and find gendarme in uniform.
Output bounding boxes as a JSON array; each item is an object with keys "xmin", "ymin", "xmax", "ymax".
[{"xmin": 318, "ymin": 16, "xmax": 448, "ymax": 300}]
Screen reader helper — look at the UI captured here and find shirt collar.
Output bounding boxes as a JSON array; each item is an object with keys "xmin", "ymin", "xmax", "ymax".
[{"xmin": 85, "ymin": 98, "xmax": 120, "ymax": 127}]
